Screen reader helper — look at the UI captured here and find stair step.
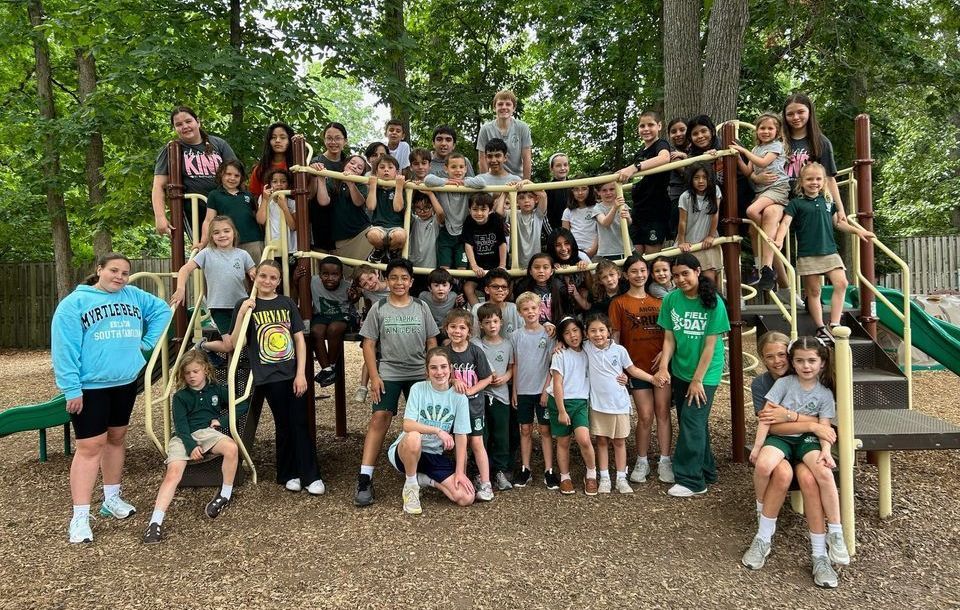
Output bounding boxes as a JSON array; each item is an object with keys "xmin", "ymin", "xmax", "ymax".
[{"xmin": 852, "ymin": 368, "xmax": 909, "ymax": 410}]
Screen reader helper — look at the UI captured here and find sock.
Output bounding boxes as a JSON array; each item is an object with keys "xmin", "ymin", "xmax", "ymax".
[
  {"xmin": 220, "ymin": 484, "xmax": 233, "ymax": 500},
  {"xmin": 636, "ymin": 456, "xmax": 648, "ymax": 466},
  {"xmin": 151, "ymin": 509, "xmax": 165, "ymax": 525},
  {"xmin": 103, "ymin": 484, "xmax": 120, "ymax": 500},
  {"xmin": 359, "ymin": 465, "xmax": 374, "ymax": 477},
  {"xmin": 560, "ymin": 473, "xmax": 571, "ymax": 481},
  {"xmin": 827, "ymin": 522, "xmax": 843, "ymax": 535},
  {"xmin": 586, "ymin": 468, "xmax": 597, "ymax": 479},
  {"xmin": 659, "ymin": 455, "xmax": 671, "ymax": 463},
  {"xmin": 322, "ymin": 365, "xmax": 333, "ymax": 372},
  {"xmin": 73, "ymin": 505, "xmax": 90, "ymax": 520},
  {"xmin": 522, "ymin": 464, "xmax": 531, "ymax": 471},
  {"xmin": 600, "ymin": 470, "xmax": 611, "ymax": 480},
  {"xmin": 616, "ymin": 470, "xmax": 627, "ymax": 481},
  {"xmin": 756, "ymin": 500, "xmax": 764, "ymax": 514},
  {"xmin": 754, "ymin": 256, "xmax": 761, "ymax": 269},
  {"xmin": 757, "ymin": 515, "xmax": 777, "ymax": 543},
  {"xmin": 405, "ymin": 475, "xmax": 418, "ymax": 486},
  {"xmin": 810, "ymin": 532, "xmax": 827, "ymax": 557}
]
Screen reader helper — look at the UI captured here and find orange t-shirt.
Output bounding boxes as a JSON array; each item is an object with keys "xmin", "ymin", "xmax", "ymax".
[{"xmin": 609, "ymin": 293, "xmax": 664, "ymax": 373}]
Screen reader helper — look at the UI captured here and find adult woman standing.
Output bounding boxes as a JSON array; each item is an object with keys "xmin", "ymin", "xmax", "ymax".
[
  {"xmin": 152, "ymin": 106, "xmax": 237, "ymax": 237},
  {"xmin": 309, "ymin": 122, "xmax": 350, "ymax": 252},
  {"xmin": 52, "ymin": 253, "xmax": 172, "ymax": 543}
]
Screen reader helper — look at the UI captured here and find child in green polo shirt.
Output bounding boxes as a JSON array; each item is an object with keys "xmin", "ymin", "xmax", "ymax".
[
  {"xmin": 654, "ymin": 253, "xmax": 730, "ymax": 498},
  {"xmin": 142, "ymin": 350, "xmax": 240, "ymax": 544}
]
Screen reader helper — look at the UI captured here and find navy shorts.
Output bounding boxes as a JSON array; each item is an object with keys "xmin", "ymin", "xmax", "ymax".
[
  {"xmin": 389, "ymin": 445, "xmax": 456, "ymax": 484},
  {"xmin": 628, "ymin": 378, "xmax": 654, "ymax": 391},
  {"xmin": 71, "ymin": 381, "xmax": 138, "ymax": 440}
]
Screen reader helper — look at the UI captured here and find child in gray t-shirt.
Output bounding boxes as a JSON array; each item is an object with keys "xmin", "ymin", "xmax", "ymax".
[{"xmin": 514, "ymin": 190, "xmax": 549, "ymax": 270}]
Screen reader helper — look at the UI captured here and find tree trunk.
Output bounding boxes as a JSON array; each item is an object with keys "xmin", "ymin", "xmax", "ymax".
[
  {"xmin": 613, "ymin": 101, "xmax": 626, "ymax": 169},
  {"xmin": 383, "ymin": 0, "xmax": 409, "ymax": 132},
  {"xmin": 663, "ymin": 0, "xmax": 702, "ymax": 121},
  {"xmin": 76, "ymin": 47, "xmax": 112, "ymax": 257},
  {"xmin": 700, "ymin": 0, "xmax": 749, "ymax": 122},
  {"xmin": 28, "ymin": 0, "xmax": 73, "ymax": 299},
  {"xmin": 229, "ymin": 0, "xmax": 244, "ymax": 137}
]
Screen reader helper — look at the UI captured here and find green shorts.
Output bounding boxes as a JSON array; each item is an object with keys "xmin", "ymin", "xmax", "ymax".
[
  {"xmin": 469, "ymin": 407, "xmax": 485, "ymax": 437},
  {"xmin": 763, "ymin": 434, "xmax": 822, "ymax": 462},
  {"xmin": 437, "ymin": 227, "xmax": 466, "ymax": 269},
  {"xmin": 546, "ymin": 396, "xmax": 589, "ymax": 437},
  {"xmin": 372, "ymin": 379, "xmax": 419, "ymax": 415},
  {"xmin": 210, "ymin": 308, "xmax": 234, "ymax": 335},
  {"xmin": 516, "ymin": 394, "xmax": 548, "ymax": 426},
  {"xmin": 311, "ymin": 313, "xmax": 351, "ymax": 327}
]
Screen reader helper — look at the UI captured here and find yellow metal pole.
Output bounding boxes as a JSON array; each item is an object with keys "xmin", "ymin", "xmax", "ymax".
[
  {"xmin": 509, "ymin": 191, "xmax": 519, "ymax": 270},
  {"xmin": 877, "ymin": 451, "xmax": 892, "ymax": 518},
  {"xmin": 833, "ymin": 325, "xmax": 856, "ymax": 556},
  {"xmin": 401, "ymin": 186, "xmax": 413, "ymax": 259},
  {"xmin": 615, "ymin": 183, "xmax": 632, "ymax": 258}
]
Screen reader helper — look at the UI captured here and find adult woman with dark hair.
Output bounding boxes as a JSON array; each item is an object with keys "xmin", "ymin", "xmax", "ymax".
[
  {"xmin": 152, "ymin": 106, "xmax": 237, "ymax": 237},
  {"xmin": 306, "ymin": 122, "xmax": 350, "ymax": 252}
]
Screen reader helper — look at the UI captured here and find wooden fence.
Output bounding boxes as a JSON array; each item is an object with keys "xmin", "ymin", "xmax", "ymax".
[
  {"xmin": 879, "ymin": 236, "xmax": 960, "ymax": 293},
  {"xmin": 0, "ymin": 258, "xmax": 171, "ymax": 349}
]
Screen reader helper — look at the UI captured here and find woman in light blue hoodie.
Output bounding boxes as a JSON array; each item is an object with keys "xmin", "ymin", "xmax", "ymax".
[{"xmin": 51, "ymin": 252, "xmax": 172, "ymax": 544}]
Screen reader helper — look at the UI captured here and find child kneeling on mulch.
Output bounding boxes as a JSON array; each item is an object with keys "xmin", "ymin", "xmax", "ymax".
[{"xmin": 142, "ymin": 351, "xmax": 239, "ymax": 544}]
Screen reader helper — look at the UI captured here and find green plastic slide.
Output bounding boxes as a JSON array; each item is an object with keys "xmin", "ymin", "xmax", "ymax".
[
  {"xmin": 874, "ymin": 287, "xmax": 960, "ymax": 376},
  {"xmin": 0, "ymin": 395, "xmax": 71, "ymax": 461}
]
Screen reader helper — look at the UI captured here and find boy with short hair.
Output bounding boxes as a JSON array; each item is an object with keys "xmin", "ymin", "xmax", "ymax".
[
  {"xmin": 511, "ymin": 291, "xmax": 558, "ymax": 489},
  {"xmin": 444, "ymin": 310, "xmax": 495, "ymax": 500},
  {"xmin": 465, "ymin": 138, "xmax": 521, "ymax": 188},
  {"xmin": 424, "ymin": 152, "xmax": 472, "ymax": 268},
  {"xmin": 459, "ymin": 192, "xmax": 507, "ymax": 305},
  {"xmin": 310, "ymin": 256, "xmax": 356, "ymax": 387},
  {"xmin": 385, "ymin": 119, "xmax": 410, "ymax": 170},
  {"xmin": 515, "ymin": 189, "xmax": 549, "ymax": 269},
  {"xmin": 430, "ymin": 125, "xmax": 475, "ymax": 178},
  {"xmin": 366, "ymin": 156, "xmax": 407, "ymax": 261},
  {"xmin": 418, "ymin": 267, "xmax": 462, "ymax": 332},
  {"xmin": 470, "ymin": 268, "xmax": 522, "ymax": 338},
  {"xmin": 476, "ymin": 90, "xmax": 533, "ymax": 180},
  {"xmin": 356, "ymin": 258, "xmax": 439, "ymax": 507},
  {"xmin": 408, "ymin": 192, "xmax": 439, "ymax": 270},
  {"xmin": 474, "ymin": 303, "xmax": 515, "ymax": 490}
]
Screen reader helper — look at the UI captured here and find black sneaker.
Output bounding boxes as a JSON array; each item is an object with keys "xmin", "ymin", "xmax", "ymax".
[
  {"xmin": 314, "ymin": 366, "xmax": 336, "ymax": 387},
  {"xmin": 745, "ymin": 267, "xmax": 762, "ymax": 286},
  {"xmin": 544, "ymin": 469, "xmax": 561, "ymax": 490},
  {"xmin": 354, "ymin": 473, "xmax": 375, "ymax": 507},
  {"xmin": 757, "ymin": 266, "xmax": 777, "ymax": 292},
  {"xmin": 367, "ymin": 249, "xmax": 386, "ymax": 264},
  {"xmin": 815, "ymin": 326, "xmax": 834, "ymax": 343},
  {"xmin": 205, "ymin": 494, "xmax": 231, "ymax": 519},
  {"xmin": 513, "ymin": 466, "xmax": 532, "ymax": 488},
  {"xmin": 142, "ymin": 522, "xmax": 162, "ymax": 544},
  {"xmin": 197, "ymin": 339, "xmax": 228, "ymax": 368}
]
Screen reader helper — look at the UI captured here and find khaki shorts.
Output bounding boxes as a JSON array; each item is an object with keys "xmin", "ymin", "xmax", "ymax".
[
  {"xmin": 590, "ymin": 411, "xmax": 631, "ymax": 439},
  {"xmin": 335, "ymin": 230, "xmax": 374, "ymax": 264},
  {"xmin": 797, "ymin": 253, "xmax": 845, "ymax": 276},
  {"xmin": 165, "ymin": 427, "xmax": 230, "ymax": 464},
  {"xmin": 693, "ymin": 244, "xmax": 723, "ymax": 272},
  {"xmin": 240, "ymin": 241, "xmax": 264, "ymax": 263},
  {"xmin": 754, "ymin": 181, "xmax": 791, "ymax": 206}
]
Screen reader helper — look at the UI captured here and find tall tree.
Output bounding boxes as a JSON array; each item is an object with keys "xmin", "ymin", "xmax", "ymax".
[
  {"xmin": 27, "ymin": 0, "xmax": 73, "ymax": 297},
  {"xmin": 663, "ymin": 0, "xmax": 702, "ymax": 121},
  {"xmin": 75, "ymin": 47, "xmax": 111, "ymax": 257}
]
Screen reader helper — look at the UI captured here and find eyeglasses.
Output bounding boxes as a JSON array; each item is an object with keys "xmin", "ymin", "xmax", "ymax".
[
  {"xmin": 325, "ymin": 136, "xmax": 344, "ymax": 143},
  {"xmin": 487, "ymin": 284, "xmax": 509, "ymax": 290}
]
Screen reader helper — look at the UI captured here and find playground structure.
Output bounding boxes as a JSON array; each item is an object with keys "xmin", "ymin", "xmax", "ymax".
[{"xmin": 5, "ymin": 114, "xmax": 960, "ymax": 558}]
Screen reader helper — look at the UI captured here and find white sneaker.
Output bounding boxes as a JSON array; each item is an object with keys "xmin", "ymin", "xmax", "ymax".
[
  {"xmin": 353, "ymin": 386, "xmax": 369, "ymax": 403},
  {"xmin": 616, "ymin": 478, "xmax": 634, "ymax": 494},
  {"xmin": 285, "ymin": 478, "xmax": 302, "ymax": 492},
  {"xmin": 629, "ymin": 460, "xmax": 649, "ymax": 483},
  {"xmin": 68, "ymin": 516, "xmax": 93, "ymax": 544},
  {"xmin": 476, "ymin": 482, "xmax": 494, "ymax": 502},
  {"xmin": 812, "ymin": 555, "xmax": 838, "ymax": 588},
  {"xmin": 598, "ymin": 478, "xmax": 612, "ymax": 494},
  {"xmin": 99, "ymin": 495, "xmax": 136, "ymax": 519},
  {"xmin": 826, "ymin": 532, "xmax": 850, "ymax": 566},
  {"xmin": 306, "ymin": 479, "xmax": 326, "ymax": 495},
  {"xmin": 658, "ymin": 459, "xmax": 675, "ymax": 483},
  {"xmin": 668, "ymin": 483, "xmax": 707, "ymax": 497},
  {"xmin": 402, "ymin": 482, "xmax": 422, "ymax": 514}
]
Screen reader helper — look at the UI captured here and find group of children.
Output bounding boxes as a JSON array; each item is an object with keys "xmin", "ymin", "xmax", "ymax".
[{"xmin": 124, "ymin": 94, "xmax": 866, "ymax": 589}]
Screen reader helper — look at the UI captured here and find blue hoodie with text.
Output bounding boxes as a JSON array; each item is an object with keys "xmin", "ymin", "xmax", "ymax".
[{"xmin": 51, "ymin": 284, "xmax": 172, "ymax": 400}]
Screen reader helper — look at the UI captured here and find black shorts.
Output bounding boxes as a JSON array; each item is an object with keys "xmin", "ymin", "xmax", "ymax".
[
  {"xmin": 632, "ymin": 221, "xmax": 668, "ymax": 246},
  {"xmin": 71, "ymin": 381, "xmax": 138, "ymax": 439},
  {"xmin": 389, "ymin": 446, "xmax": 456, "ymax": 483}
]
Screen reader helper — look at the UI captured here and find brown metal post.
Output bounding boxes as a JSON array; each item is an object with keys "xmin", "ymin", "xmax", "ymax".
[
  {"xmin": 855, "ymin": 114, "xmax": 877, "ymax": 338},
  {"xmin": 166, "ymin": 140, "xmax": 187, "ymax": 342},
  {"xmin": 292, "ymin": 137, "xmax": 318, "ymax": 439},
  {"xmin": 720, "ymin": 123, "xmax": 746, "ymax": 463}
]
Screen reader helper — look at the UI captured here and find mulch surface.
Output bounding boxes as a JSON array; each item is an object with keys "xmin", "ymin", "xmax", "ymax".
[{"xmin": 1, "ymin": 346, "xmax": 959, "ymax": 609}]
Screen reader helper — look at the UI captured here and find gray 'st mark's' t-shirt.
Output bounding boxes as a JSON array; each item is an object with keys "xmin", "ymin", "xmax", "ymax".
[{"xmin": 360, "ymin": 298, "xmax": 439, "ymax": 381}]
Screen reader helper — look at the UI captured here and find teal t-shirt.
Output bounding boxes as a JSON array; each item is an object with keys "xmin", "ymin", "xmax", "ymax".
[
  {"xmin": 206, "ymin": 187, "xmax": 263, "ymax": 244},
  {"xmin": 657, "ymin": 289, "xmax": 730, "ymax": 385},
  {"xmin": 388, "ymin": 381, "xmax": 471, "ymax": 456}
]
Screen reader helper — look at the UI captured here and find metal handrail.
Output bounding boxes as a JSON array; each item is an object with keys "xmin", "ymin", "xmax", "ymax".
[
  {"xmin": 833, "ymin": 326, "xmax": 858, "ymax": 556},
  {"xmin": 744, "ymin": 219, "xmax": 798, "ymax": 340}
]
